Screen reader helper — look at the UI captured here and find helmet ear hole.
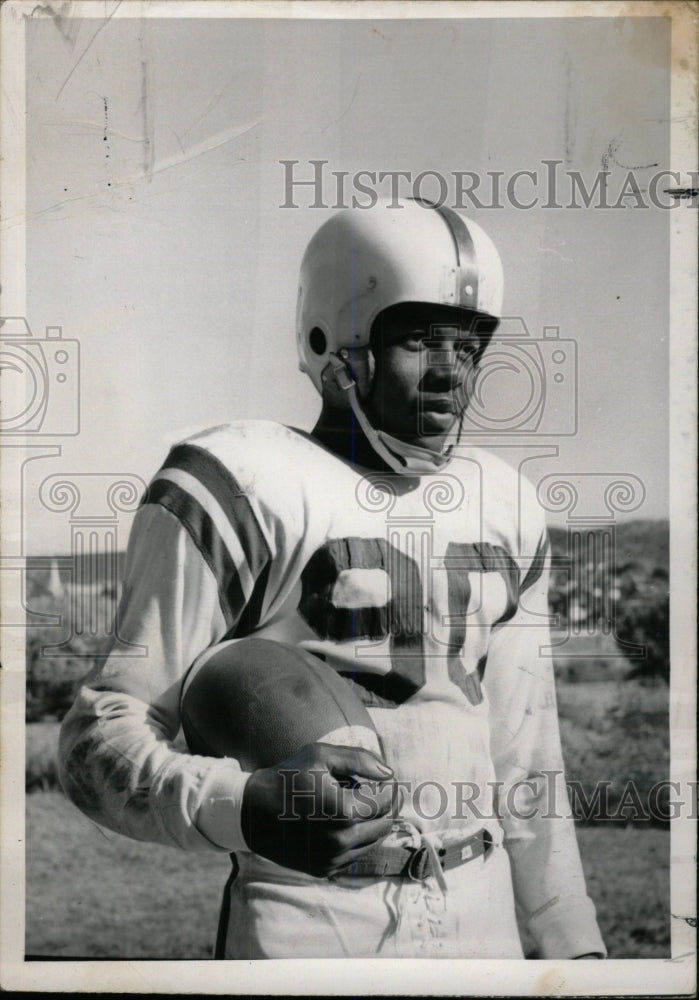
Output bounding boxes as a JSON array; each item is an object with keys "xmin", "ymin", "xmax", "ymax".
[{"xmin": 309, "ymin": 327, "xmax": 327, "ymax": 356}]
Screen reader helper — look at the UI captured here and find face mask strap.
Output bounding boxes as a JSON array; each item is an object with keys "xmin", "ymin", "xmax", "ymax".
[{"xmin": 322, "ymin": 351, "xmax": 459, "ymax": 475}]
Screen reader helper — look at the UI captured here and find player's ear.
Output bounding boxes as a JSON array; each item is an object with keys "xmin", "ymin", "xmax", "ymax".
[
  {"xmin": 319, "ymin": 355, "xmax": 353, "ymax": 409},
  {"xmin": 353, "ymin": 347, "xmax": 375, "ymax": 400},
  {"xmin": 320, "ymin": 346, "xmax": 374, "ymax": 402}
]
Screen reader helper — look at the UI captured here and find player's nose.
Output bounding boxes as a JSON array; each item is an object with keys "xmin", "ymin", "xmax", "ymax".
[{"xmin": 422, "ymin": 341, "xmax": 463, "ymax": 388}]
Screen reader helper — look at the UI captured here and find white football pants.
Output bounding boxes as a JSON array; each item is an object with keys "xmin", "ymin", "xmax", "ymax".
[{"xmin": 219, "ymin": 841, "xmax": 524, "ymax": 959}]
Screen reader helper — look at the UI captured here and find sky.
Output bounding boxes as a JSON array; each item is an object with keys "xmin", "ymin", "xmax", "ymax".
[{"xmin": 13, "ymin": 11, "xmax": 674, "ymax": 554}]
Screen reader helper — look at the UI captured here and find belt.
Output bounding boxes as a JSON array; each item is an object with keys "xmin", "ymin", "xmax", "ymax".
[{"xmin": 337, "ymin": 828, "xmax": 493, "ymax": 883}]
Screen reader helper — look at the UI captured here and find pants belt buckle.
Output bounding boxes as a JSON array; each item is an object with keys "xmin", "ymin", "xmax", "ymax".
[
  {"xmin": 406, "ymin": 844, "xmax": 446, "ymax": 882},
  {"xmin": 406, "ymin": 830, "xmax": 492, "ymax": 882}
]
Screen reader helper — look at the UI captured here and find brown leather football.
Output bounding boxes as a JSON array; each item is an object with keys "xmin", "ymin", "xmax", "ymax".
[{"xmin": 181, "ymin": 637, "xmax": 382, "ymax": 771}]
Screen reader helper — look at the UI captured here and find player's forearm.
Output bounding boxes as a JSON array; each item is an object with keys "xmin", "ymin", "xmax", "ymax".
[
  {"xmin": 58, "ymin": 683, "xmax": 250, "ymax": 853},
  {"xmin": 505, "ymin": 820, "xmax": 607, "ymax": 959},
  {"xmin": 494, "ymin": 731, "xmax": 607, "ymax": 957},
  {"xmin": 57, "ymin": 500, "xmax": 250, "ymax": 850},
  {"xmin": 498, "ymin": 761, "xmax": 606, "ymax": 958}
]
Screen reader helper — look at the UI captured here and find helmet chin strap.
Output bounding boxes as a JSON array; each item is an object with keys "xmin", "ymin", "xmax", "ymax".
[
  {"xmin": 347, "ymin": 378, "xmax": 457, "ymax": 476},
  {"xmin": 324, "ymin": 351, "xmax": 461, "ymax": 475}
]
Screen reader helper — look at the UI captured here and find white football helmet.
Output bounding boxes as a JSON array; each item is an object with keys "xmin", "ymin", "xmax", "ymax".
[{"xmin": 296, "ymin": 198, "xmax": 504, "ymax": 474}]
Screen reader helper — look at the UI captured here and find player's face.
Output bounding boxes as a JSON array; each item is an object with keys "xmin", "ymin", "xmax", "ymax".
[{"xmin": 365, "ymin": 304, "xmax": 480, "ymax": 449}]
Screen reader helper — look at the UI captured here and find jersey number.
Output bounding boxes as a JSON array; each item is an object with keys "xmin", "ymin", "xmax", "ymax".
[{"xmin": 299, "ymin": 537, "xmax": 518, "ymax": 708}]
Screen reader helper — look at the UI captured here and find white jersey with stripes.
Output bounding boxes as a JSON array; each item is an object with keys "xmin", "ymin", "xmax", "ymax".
[{"xmin": 58, "ymin": 419, "xmax": 605, "ymax": 958}]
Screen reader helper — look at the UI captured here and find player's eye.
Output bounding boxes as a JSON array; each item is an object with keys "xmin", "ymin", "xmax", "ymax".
[
  {"xmin": 453, "ymin": 339, "xmax": 480, "ymax": 360},
  {"xmin": 402, "ymin": 330, "xmax": 428, "ymax": 350}
]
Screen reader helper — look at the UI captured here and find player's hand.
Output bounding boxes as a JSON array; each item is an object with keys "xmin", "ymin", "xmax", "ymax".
[{"xmin": 240, "ymin": 741, "xmax": 397, "ymax": 877}]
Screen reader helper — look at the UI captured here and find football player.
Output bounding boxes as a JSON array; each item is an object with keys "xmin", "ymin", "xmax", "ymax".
[{"xmin": 59, "ymin": 200, "xmax": 606, "ymax": 960}]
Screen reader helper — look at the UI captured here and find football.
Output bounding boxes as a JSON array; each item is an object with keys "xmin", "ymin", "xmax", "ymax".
[{"xmin": 181, "ymin": 637, "xmax": 382, "ymax": 770}]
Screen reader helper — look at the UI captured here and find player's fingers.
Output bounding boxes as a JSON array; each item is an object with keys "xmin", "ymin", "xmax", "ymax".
[
  {"xmin": 313, "ymin": 778, "xmax": 394, "ymax": 825},
  {"xmin": 320, "ymin": 744, "xmax": 394, "ymax": 783},
  {"xmin": 336, "ymin": 779, "xmax": 396, "ymax": 821},
  {"xmin": 324, "ymin": 826, "xmax": 396, "ymax": 877},
  {"xmin": 333, "ymin": 813, "xmax": 394, "ymax": 853}
]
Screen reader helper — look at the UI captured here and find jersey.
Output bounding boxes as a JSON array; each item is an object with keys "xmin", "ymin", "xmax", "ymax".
[{"xmin": 58, "ymin": 420, "xmax": 606, "ymax": 959}]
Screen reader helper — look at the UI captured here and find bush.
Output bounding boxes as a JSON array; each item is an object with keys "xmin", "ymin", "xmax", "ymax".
[
  {"xmin": 548, "ymin": 522, "xmax": 670, "ymax": 685},
  {"xmin": 25, "ymin": 593, "xmax": 106, "ymax": 721},
  {"xmin": 615, "ymin": 590, "xmax": 670, "ymax": 683},
  {"xmin": 26, "ymin": 721, "xmax": 62, "ymax": 792}
]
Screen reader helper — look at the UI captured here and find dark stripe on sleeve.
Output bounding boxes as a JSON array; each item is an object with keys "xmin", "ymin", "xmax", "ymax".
[
  {"xmin": 229, "ymin": 561, "xmax": 272, "ymax": 640},
  {"xmin": 519, "ymin": 531, "xmax": 551, "ymax": 596},
  {"xmin": 143, "ymin": 479, "xmax": 246, "ymax": 630},
  {"xmin": 159, "ymin": 443, "xmax": 272, "ymax": 576}
]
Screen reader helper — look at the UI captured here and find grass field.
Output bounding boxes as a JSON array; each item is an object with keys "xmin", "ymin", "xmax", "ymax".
[
  {"xmin": 25, "ymin": 791, "xmax": 229, "ymax": 960},
  {"xmin": 25, "ymin": 790, "xmax": 669, "ymax": 960}
]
